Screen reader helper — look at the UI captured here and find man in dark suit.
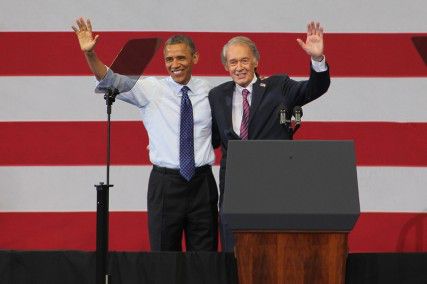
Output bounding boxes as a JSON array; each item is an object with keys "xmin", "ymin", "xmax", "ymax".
[{"xmin": 209, "ymin": 22, "xmax": 331, "ymax": 251}]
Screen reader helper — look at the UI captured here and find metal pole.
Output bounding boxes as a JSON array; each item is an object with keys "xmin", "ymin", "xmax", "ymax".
[{"xmin": 94, "ymin": 89, "xmax": 117, "ymax": 284}]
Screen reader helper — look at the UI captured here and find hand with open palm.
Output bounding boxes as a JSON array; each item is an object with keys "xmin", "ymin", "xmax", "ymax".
[
  {"xmin": 71, "ymin": 17, "xmax": 107, "ymax": 80},
  {"xmin": 72, "ymin": 17, "xmax": 99, "ymax": 53},
  {"xmin": 297, "ymin": 22, "xmax": 325, "ymax": 61}
]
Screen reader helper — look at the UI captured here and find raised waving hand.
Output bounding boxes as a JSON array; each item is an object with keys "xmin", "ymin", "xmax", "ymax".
[
  {"xmin": 297, "ymin": 22, "xmax": 325, "ymax": 61},
  {"xmin": 72, "ymin": 17, "xmax": 106, "ymax": 80},
  {"xmin": 72, "ymin": 17, "xmax": 100, "ymax": 53}
]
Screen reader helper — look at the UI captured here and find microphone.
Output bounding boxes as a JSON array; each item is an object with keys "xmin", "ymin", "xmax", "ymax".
[
  {"xmin": 290, "ymin": 106, "xmax": 303, "ymax": 138},
  {"xmin": 279, "ymin": 107, "xmax": 292, "ymax": 126},
  {"xmin": 293, "ymin": 106, "xmax": 303, "ymax": 125},
  {"xmin": 280, "ymin": 106, "xmax": 303, "ymax": 139}
]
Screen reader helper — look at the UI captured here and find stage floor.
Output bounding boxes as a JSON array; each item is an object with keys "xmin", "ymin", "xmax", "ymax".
[{"xmin": 0, "ymin": 251, "xmax": 426, "ymax": 283}]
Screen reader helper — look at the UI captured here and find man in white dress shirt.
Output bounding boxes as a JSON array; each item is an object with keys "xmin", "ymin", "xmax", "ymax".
[{"xmin": 73, "ymin": 17, "xmax": 218, "ymax": 251}]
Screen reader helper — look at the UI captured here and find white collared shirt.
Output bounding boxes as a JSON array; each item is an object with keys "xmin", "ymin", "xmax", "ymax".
[
  {"xmin": 97, "ymin": 69, "xmax": 215, "ymax": 168},
  {"xmin": 231, "ymin": 58, "xmax": 328, "ymax": 135}
]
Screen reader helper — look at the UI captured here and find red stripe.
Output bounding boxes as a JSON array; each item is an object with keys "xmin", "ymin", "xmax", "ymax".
[
  {"xmin": 1, "ymin": 32, "xmax": 426, "ymax": 77},
  {"xmin": 1, "ymin": 121, "xmax": 426, "ymax": 166},
  {"xmin": 0, "ymin": 121, "xmax": 150, "ymax": 166},
  {"xmin": 0, "ymin": 212, "xmax": 425, "ymax": 252},
  {"xmin": 349, "ymin": 212, "xmax": 427, "ymax": 253},
  {"xmin": 0, "ymin": 212, "xmax": 148, "ymax": 251}
]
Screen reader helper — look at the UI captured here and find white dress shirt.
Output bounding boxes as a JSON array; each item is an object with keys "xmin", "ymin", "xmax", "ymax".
[
  {"xmin": 231, "ymin": 58, "xmax": 328, "ymax": 135},
  {"xmin": 97, "ymin": 69, "xmax": 215, "ymax": 169}
]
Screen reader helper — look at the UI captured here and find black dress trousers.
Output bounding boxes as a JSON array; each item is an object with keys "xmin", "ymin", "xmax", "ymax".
[{"xmin": 147, "ymin": 165, "xmax": 218, "ymax": 251}]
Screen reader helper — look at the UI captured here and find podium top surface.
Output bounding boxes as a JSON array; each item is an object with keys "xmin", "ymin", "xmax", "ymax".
[{"xmin": 223, "ymin": 140, "xmax": 360, "ymax": 231}]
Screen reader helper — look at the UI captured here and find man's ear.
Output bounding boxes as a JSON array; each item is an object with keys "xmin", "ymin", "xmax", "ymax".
[
  {"xmin": 254, "ymin": 59, "xmax": 259, "ymax": 68},
  {"xmin": 224, "ymin": 64, "xmax": 229, "ymax": 72},
  {"xmin": 192, "ymin": 51, "xmax": 199, "ymax": 64}
]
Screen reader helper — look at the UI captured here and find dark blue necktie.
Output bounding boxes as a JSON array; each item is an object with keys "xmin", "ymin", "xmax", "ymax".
[{"xmin": 179, "ymin": 86, "xmax": 195, "ymax": 181}]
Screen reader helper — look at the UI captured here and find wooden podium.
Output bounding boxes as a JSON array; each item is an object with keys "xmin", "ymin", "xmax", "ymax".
[{"xmin": 222, "ymin": 141, "xmax": 360, "ymax": 284}]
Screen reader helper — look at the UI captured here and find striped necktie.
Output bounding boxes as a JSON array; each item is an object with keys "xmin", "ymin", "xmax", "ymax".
[{"xmin": 240, "ymin": 88, "xmax": 250, "ymax": 140}]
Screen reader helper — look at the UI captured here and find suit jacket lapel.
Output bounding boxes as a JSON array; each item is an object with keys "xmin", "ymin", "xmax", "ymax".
[
  {"xmin": 249, "ymin": 78, "xmax": 266, "ymax": 126},
  {"xmin": 221, "ymin": 82, "xmax": 238, "ymax": 139}
]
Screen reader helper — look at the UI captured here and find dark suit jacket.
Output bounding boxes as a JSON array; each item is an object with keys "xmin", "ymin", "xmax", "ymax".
[{"xmin": 208, "ymin": 66, "xmax": 331, "ymax": 204}]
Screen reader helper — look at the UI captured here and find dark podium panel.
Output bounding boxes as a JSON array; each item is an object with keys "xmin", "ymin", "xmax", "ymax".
[
  {"xmin": 222, "ymin": 140, "xmax": 360, "ymax": 284},
  {"xmin": 223, "ymin": 140, "xmax": 360, "ymax": 231}
]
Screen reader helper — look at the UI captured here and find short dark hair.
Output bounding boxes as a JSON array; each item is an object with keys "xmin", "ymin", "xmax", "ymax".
[{"xmin": 164, "ymin": 35, "xmax": 196, "ymax": 55}]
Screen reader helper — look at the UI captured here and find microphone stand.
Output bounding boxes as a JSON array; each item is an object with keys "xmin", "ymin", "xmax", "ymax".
[{"xmin": 94, "ymin": 88, "xmax": 118, "ymax": 284}]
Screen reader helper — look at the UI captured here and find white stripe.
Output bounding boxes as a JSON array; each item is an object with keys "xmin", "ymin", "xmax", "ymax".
[
  {"xmin": 1, "ymin": 0, "xmax": 427, "ymax": 32},
  {"xmin": 303, "ymin": 77, "xmax": 427, "ymax": 122},
  {"xmin": 0, "ymin": 166, "xmax": 219, "ymax": 212},
  {"xmin": 2, "ymin": 76, "xmax": 427, "ymax": 122},
  {"xmin": 357, "ymin": 167, "xmax": 427, "ymax": 212},
  {"xmin": 0, "ymin": 166, "xmax": 426, "ymax": 212},
  {"xmin": 0, "ymin": 166, "xmax": 151, "ymax": 212}
]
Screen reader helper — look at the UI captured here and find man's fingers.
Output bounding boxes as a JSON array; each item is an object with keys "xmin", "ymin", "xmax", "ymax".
[
  {"xmin": 306, "ymin": 21, "xmax": 324, "ymax": 38},
  {"xmin": 78, "ymin": 17, "xmax": 87, "ymax": 31},
  {"xmin": 76, "ymin": 18, "xmax": 84, "ymax": 30},
  {"xmin": 309, "ymin": 21, "xmax": 315, "ymax": 36},
  {"xmin": 87, "ymin": 19, "xmax": 93, "ymax": 32},
  {"xmin": 71, "ymin": 26, "xmax": 78, "ymax": 33},
  {"xmin": 296, "ymin": 38, "xmax": 306, "ymax": 50},
  {"xmin": 78, "ymin": 18, "xmax": 87, "ymax": 31},
  {"xmin": 315, "ymin": 22, "xmax": 323, "ymax": 36}
]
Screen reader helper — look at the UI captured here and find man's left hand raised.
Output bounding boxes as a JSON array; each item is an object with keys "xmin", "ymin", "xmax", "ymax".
[{"xmin": 297, "ymin": 21, "xmax": 325, "ymax": 62}]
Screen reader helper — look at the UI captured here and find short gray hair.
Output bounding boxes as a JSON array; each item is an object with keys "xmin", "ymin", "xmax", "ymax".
[
  {"xmin": 221, "ymin": 36, "xmax": 260, "ymax": 65},
  {"xmin": 164, "ymin": 35, "xmax": 196, "ymax": 55}
]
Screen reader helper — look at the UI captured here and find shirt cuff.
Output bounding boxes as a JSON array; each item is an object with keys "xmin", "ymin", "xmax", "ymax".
[{"xmin": 311, "ymin": 56, "xmax": 328, "ymax": 72}]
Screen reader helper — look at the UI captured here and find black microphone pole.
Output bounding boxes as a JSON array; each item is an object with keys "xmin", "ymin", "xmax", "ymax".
[
  {"xmin": 94, "ymin": 88, "xmax": 118, "ymax": 284},
  {"xmin": 90, "ymin": 38, "xmax": 161, "ymax": 284}
]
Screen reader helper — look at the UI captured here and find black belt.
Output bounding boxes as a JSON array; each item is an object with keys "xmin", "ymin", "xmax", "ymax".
[{"xmin": 153, "ymin": 164, "xmax": 212, "ymax": 175}]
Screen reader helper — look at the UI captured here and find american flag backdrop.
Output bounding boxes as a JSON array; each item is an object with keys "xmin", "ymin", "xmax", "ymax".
[{"xmin": 1, "ymin": 0, "xmax": 426, "ymax": 253}]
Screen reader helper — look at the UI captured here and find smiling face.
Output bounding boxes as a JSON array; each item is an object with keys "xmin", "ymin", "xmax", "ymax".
[
  {"xmin": 224, "ymin": 43, "xmax": 258, "ymax": 87},
  {"xmin": 164, "ymin": 43, "xmax": 199, "ymax": 85}
]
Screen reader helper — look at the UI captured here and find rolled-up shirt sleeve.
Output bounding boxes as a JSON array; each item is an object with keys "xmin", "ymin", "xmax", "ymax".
[
  {"xmin": 95, "ymin": 68, "xmax": 149, "ymax": 108},
  {"xmin": 95, "ymin": 68, "xmax": 138, "ymax": 94}
]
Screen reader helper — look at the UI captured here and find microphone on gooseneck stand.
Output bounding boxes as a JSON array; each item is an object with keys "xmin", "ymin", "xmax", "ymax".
[
  {"xmin": 292, "ymin": 106, "xmax": 303, "ymax": 135},
  {"xmin": 293, "ymin": 106, "xmax": 303, "ymax": 125},
  {"xmin": 279, "ymin": 105, "xmax": 303, "ymax": 139},
  {"xmin": 279, "ymin": 105, "xmax": 293, "ymax": 138},
  {"xmin": 279, "ymin": 108, "xmax": 292, "ymax": 126}
]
